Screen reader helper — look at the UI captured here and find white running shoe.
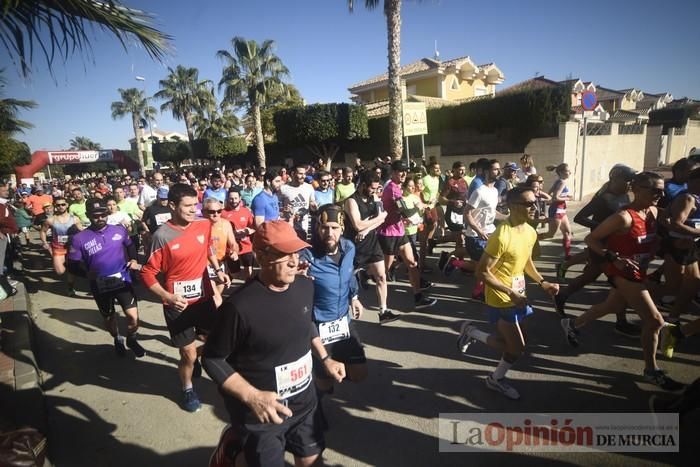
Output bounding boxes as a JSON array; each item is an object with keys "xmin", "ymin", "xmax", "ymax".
[{"xmin": 486, "ymin": 375, "xmax": 521, "ymax": 400}]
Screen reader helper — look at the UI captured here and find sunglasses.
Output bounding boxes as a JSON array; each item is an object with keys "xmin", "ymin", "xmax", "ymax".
[
  {"xmin": 55, "ymin": 203, "xmax": 67, "ymax": 207},
  {"xmin": 512, "ymin": 201, "xmax": 538, "ymax": 208},
  {"xmin": 639, "ymin": 186, "xmax": 664, "ymax": 197},
  {"xmin": 205, "ymin": 209, "xmax": 223, "ymax": 215}
]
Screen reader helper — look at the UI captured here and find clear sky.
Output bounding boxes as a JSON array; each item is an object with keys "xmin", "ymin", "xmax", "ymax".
[{"xmin": 3, "ymin": 0, "xmax": 699, "ymax": 152}]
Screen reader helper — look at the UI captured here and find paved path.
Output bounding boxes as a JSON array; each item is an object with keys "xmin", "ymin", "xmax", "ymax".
[{"xmin": 22, "ymin": 227, "xmax": 698, "ymax": 466}]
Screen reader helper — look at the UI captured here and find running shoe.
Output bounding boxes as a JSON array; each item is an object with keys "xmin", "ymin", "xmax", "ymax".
[
  {"xmin": 209, "ymin": 424, "xmax": 242, "ymax": 467},
  {"xmin": 643, "ymin": 368, "xmax": 685, "ymax": 392},
  {"xmin": 614, "ymin": 321, "xmax": 641, "ymax": 339},
  {"xmin": 126, "ymin": 336, "xmax": 146, "ymax": 358},
  {"xmin": 193, "ymin": 357, "xmax": 203, "ymax": 378},
  {"xmin": 379, "ymin": 309, "xmax": 400, "ymax": 325},
  {"xmin": 114, "ymin": 336, "xmax": 127, "ymax": 357},
  {"xmin": 67, "ymin": 287, "xmax": 77, "ymax": 298},
  {"xmin": 658, "ymin": 324, "xmax": 678, "ymax": 359},
  {"xmin": 443, "ymin": 257, "xmax": 457, "ymax": 277},
  {"xmin": 485, "ymin": 375, "xmax": 520, "ymax": 400},
  {"xmin": 415, "ymin": 295, "xmax": 437, "ymax": 310},
  {"xmin": 182, "ymin": 388, "xmax": 202, "ymax": 412},
  {"xmin": 560, "ymin": 318, "xmax": 579, "ymax": 347},
  {"xmin": 553, "ymin": 294, "xmax": 566, "ymax": 317},
  {"xmin": 556, "ymin": 262, "xmax": 568, "ymax": 280},
  {"xmin": 457, "ymin": 321, "xmax": 477, "ymax": 356},
  {"xmin": 8, "ymin": 279, "xmax": 19, "ymax": 288},
  {"xmin": 438, "ymin": 251, "xmax": 450, "ymax": 272},
  {"xmin": 419, "ymin": 279, "xmax": 433, "ymax": 292}
]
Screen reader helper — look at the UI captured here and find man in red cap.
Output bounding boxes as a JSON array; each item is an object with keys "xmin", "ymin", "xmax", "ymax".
[{"xmin": 204, "ymin": 220, "xmax": 345, "ymax": 467}]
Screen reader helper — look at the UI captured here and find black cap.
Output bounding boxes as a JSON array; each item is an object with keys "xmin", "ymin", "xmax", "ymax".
[
  {"xmin": 391, "ymin": 160, "xmax": 409, "ymax": 172},
  {"xmin": 86, "ymin": 198, "xmax": 108, "ymax": 215}
]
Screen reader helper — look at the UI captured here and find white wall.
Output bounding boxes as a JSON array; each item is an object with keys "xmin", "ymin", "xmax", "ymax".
[{"xmin": 666, "ymin": 119, "xmax": 700, "ymax": 164}]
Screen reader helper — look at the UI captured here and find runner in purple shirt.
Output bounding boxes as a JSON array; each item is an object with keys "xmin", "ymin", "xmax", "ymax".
[
  {"xmin": 67, "ymin": 198, "xmax": 146, "ymax": 358},
  {"xmin": 377, "ymin": 160, "xmax": 437, "ymax": 311}
]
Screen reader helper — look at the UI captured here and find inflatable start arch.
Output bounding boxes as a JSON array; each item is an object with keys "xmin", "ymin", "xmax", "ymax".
[{"xmin": 16, "ymin": 150, "xmax": 139, "ymax": 180}]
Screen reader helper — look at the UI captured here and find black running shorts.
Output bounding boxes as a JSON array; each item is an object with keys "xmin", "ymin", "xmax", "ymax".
[
  {"xmin": 377, "ymin": 234, "xmax": 409, "ymax": 256},
  {"xmin": 312, "ymin": 319, "xmax": 365, "ymax": 380},
  {"xmin": 90, "ymin": 283, "xmax": 138, "ymax": 318},
  {"xmin": 164, "ymin": 297, "xmax": 217, "ymax": 348}
]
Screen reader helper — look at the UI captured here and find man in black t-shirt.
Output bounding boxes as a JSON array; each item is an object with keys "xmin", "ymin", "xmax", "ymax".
[
  {"xmin": 140, "ymin": 187, "xmax": 172, "ymax": 256},
  {"xmin": 203, "ymin": 220, "xmax": 345, "ymax": 467}
]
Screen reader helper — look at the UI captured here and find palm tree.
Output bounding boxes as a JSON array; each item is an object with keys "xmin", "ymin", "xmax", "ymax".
[
  {"xmin": 1, "ymin": 0, "xmax": 172, "ymax": 77},
  {"xmin": 69, "ymin": 136, "xmax": 101, "ymax": 150},
  {"xmin": 193, "ymin": 108, "xmax": 241, "ymax": 140},
  {"xmin": 349, "ymin": 0, "xmax": 403, "ymax": 160},
  {"xmin": 154, "ymin": 65, "xmax": 216, "ymax": 145},
  {"xmin": 0, "ymin": 70, "xmax": 37, "ymax": 135},
  {"xmin": 217, "ymin": 36, "xmax": 289, "ymax": 169},
  {"xmin": 110, "ymin": 87, "xmax": 156, "ymax": 176}
]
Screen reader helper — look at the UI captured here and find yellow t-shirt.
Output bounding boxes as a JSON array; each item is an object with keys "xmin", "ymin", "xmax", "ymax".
[{"xmin": 483, "ymin": 222, "xmax": 537, "ymax": 308}]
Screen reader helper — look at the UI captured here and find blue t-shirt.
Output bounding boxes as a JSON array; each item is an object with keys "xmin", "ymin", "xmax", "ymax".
[
  {"xmin": 665, "ymin": 180, "xmax": 686, "ymax": 202},
  {"xmin": 240, "ymin": 187, "xmax": 262, "ymax": 207},
  {"xmin": 314, "ymin": 189, "xmax": 334, "ymax": 208},
  {"xmin": 468, "ymin": 176, "xmax": 484, "ymax": 197},
  {"xmin": 203, "ymin": 186, "xmax": 227, "ymax": 203},
  {"xmin": 251, "ymin": 190, "xmax": 280, "ymax": 221}
]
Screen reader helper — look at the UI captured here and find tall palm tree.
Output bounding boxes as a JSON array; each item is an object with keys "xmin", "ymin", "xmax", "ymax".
[
  {"xmin": 0, "ymin": 70, "xmax": 37, "ymax": 135},
  {"xmin": 110, "ymin": 87, "xmax": 156, "ymax": 176},
  {"xmin": 349, "ymin": 0, "xmax": 403, "ymax": 160},
  {"xmin": 217, "ymin": 36, "xmax": 289, "ymax": 169},
  {"xmin": 193, "ymin": 108, "xmax": 241, "ymax": 140},
  {"xmin": 1, "ymin": 0, "xmax": 172, "ymax": 77},
  {"xmin": 154, "ymin": 65, "xmax": 216, "ymax": 145},
  {"xmin": 69, "ymin": 136, "xmax": 101, "ymax": 150}
]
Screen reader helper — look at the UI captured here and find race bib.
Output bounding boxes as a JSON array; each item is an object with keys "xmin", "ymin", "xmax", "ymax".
[
  {"xmin": 174, "ymin": 279, "xmax": 203, "ymax": 299},
  {"xmin": 57, "ymin": 235, "xmax": 69, "ymax": 245},
  {"xmin": 318, "ymin": 315, "xmax": 350, "ymax": 345},
  {"xmin": 511, "ymin": 275, "xmax": 526, "ymax": 296},
  {"xmin": 274, "ymin": 351, "xmax": 313, "ymax": 399},
  {"xmin": 450, "ymin": 211, "xmax": 464, "ymax": 225},
  {"xmin": 155, "ymin": 212, "xmax": 171, "ymax": 226},
  {"xmin": 96, "ymin": 272, "xmax": 124, "ymax": 293}
]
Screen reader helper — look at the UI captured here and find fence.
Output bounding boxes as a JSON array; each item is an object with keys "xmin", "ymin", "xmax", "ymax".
[{"xmin": 618, "ymin": 124, "xmax": 645, "ymax": 135}]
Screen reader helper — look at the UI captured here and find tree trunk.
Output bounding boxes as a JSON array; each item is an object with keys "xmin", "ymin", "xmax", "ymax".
[
  {"xmin": 253, "ymin": 103, "xmax": 266, "ymax": 169},
  {"xmin": 132, "ymin": 114, "xmax": 146, "ymax": 176},
  {"xmin": 385, "ymin": 0, "xmax": 403, "ymax": 160},
  {"xmin": 185, "ymin": 112, "xmax": 195, "ymax": 146}
]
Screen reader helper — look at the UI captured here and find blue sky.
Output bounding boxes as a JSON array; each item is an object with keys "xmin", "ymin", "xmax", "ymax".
[{"xmin": 3, "ymin": 0, "xmax": 699, "ymax": 152}]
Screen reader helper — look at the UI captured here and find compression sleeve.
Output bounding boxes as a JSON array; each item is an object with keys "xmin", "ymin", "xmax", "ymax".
[{"xmin": 573, "ymin": 196, "xmax": 602, "ymax": 230}]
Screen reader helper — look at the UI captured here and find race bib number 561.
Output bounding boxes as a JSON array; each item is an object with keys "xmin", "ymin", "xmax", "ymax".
[{"xmin": 274, "ymin": 351, "xmax": 313, "ymax": 399}]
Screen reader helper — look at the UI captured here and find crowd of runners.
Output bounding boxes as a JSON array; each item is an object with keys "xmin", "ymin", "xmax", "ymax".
[{"xmin": 1, "ymin": 150, "xmax": 698, "ymax": 466}]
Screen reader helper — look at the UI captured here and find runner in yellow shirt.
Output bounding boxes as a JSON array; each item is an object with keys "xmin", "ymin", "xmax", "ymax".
[{"xmin": 457, "ymin": 186, "xmax": 559, "ymax": 400}]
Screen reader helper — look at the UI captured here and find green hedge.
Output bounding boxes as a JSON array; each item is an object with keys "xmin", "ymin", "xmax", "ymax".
[
  {"xmin": 274, "ymin": 103, "xmax": 368, "ymax": 148},
  {"xmin": 649, "ymin": 104, "xmax": 700, "ymax": 131},
  {"xmin": 153, "ymin": 136, "xmax": 248, "ymax": 163}
]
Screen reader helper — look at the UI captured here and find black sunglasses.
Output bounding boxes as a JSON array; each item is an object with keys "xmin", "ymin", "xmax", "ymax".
[
  {"xmin": 205, "ymin": 209, "xmax": 222, "ymax": 215},
  {"xmin": 512, "ymin": 201, "xmax": 538, "ymax": 208}
]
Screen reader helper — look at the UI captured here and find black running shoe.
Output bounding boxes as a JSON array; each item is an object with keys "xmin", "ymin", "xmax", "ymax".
[
  {"xmin": 415, "ymin": 296, "xmax": 437, "ymax": 310},
  {"xmin": 560, "ymin": 318, "xmax": 579, "ymax": 347},
  {"xmin": 379, "ymin": 309, "xmax": 400, "ymax": 324},
  {"xmin": 126, "ymin": 336, "xmax": 146, "ymax": 358},
  {"xmin": 643, "ymin": 369, "xmax": 685, "ymax": 392},
  {"xmin": 419, "ymin": 279, "xmax": 433, "ymax": 292},
  {"xmin": 114, "ymin": 336, "xmax": 127, "ymax": 357},
  {"xmin": 438, "ymin": 251, "xmax": 449, "ymax": 272}
]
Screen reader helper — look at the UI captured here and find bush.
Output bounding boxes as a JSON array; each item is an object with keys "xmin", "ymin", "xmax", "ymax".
[
  {"xmin": 649, "ymin": 104, "xmax": 700, "ymax": 132},
  {"xmin": 274, "ymin": 103, "xmax": 368, "ymax": 148},
  {"xmin": 154, "ymin": 136, "xmax": 248, "ymax": 164}
]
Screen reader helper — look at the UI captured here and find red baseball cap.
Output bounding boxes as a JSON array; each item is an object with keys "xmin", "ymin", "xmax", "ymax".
[{"xmin": 252, "ymin": 220, "xmax": 310, "ymax": 254}]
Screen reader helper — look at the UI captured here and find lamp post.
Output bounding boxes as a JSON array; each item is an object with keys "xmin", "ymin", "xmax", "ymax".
[{"xmin": 135, "ymin": 76, "xmax": 155, "ymax": 172}]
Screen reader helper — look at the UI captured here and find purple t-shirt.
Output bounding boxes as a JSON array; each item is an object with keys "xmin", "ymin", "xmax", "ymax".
[
  {"xmin": 68, "ymin": 224, "xmax": 132, "ymax": 283},
  {"xmin": 378, "ymin": 180, "xmax": 405, "ymax": 237}
]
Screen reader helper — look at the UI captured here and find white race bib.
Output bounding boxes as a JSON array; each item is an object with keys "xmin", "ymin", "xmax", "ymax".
[
  {"xmin": 207, "ymin": 263, "xmax": 225, "ymax": 279},
  {"xmin": 318, "ymin": 315, "xmax": 350, "ymax": 345},
  {"xmin": 57, "ymin": 235, "xmax": 68, "ymax": 245},
  {"xmin": 174, "ymin": 279, "xmax": 202, "ymax": 299},
  {"xmin": 450, "ymin": 211, "xmax": 464, "ymax": 225},
  {"xmin": 274, "ymin": 351, "xmax": 313, "ymax": 399},
  {"xmin": 511, "ymin": 275, "xmax": 526, "ymax": 296},
  {"xmin": 96, "ymin": 272, "xmax": 124, "ymax": 293},
  {"xmin": 155, "ymin": 212, "xmax": 171, "ymax": 226}
]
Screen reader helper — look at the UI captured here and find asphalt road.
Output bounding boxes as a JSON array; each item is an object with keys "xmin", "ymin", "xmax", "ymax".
[{"xmin": 21, "ymin": 225, "xmax": 699, "ymax": 467}]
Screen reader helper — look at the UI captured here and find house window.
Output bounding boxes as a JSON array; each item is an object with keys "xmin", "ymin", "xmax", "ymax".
[
  {"xmin": 451, "ymin": 78, "xmax": 460, "ymax": 90},
  {"xmin": 475, "ymin": 86, "xmax": 488, "ymax": 96},
  {"xmin": 406, "ymin": 84, "xmax": 417, "ymax": 96}
]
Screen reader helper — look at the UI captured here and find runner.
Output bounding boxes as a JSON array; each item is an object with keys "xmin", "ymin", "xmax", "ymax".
[
  {"xmin": 436, "ymin": 161, "xmax": 470, "ymax": 271},
  {"xmin": 539, "ymin": 163, "xmax": 573, "ymax": 259},
  {"xmin": 68, "ymin": 186, "xmax": 89, "ymax": 225},
  {"xmin": 40, "ymin": 196, "xmax": 82, "ymax": 296},
  {"xmin": 377, "ymin": 160, "xmax": 436, "ymax": 311},
  {"xmin": 560, "ymin": 172, "xmax": 684, "ymax": 391},
  {"xmin": 300, "ymin": 204, "xmax": 367, "ymax": 427},
  {"xmin": 251, "ymin": 171, "xmax": 282, "ymax": 227},
  {"xmin": 138, "ymin": 172, "xmax": 165, "ymax": 210},
  {"xmin": 203, "ymin": 197, "xmax": 238, "ymax": 295},
  {"xmin": 334, "ymin": 167, "xmax": 356, "ymax": 203},
  {"xmin": 141, "ymin": 183, "xmax": 227, "ymax": 412},
  {"xmin": 203, "ymin": 220, "xmax": 345, "ymax": 467},
  {"xmin": 279, "ymin": 164, "xmax": 316, "ymax": 240},
  {"xmin": 141, "ymin": 187, "xmax": 172, "ymax": 237},
  {"xmin": 457, "ymin": 186, "xmax": 559, "ymax": 400},
  {"xmin": 240, "ymin": 174, "xmax": 261, "ymax": 208},
  {"xmin": 344, "ymin": 171, "xmax": 398, "ymax": 323},
  {"xmin": 421, "ymin": 161, "xmax": 443, "ymax": 256},
  {"xmin": 222, "ymin": 189, "xmax": 256, "ymax": 281},
  {"xmin": 66, "ymin": 198, "xmax": 145, "ymax": 357},
  {"xmin": 554, "ymin": 165, "xmax": 640, "ymax": 338},
  {"xmin": 204, "ymin": 172, "xmax": 227, "ymax": 204},
  {"xmin": 314, "ymin": 170, "xmax": 334, "ymax": 208}
]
